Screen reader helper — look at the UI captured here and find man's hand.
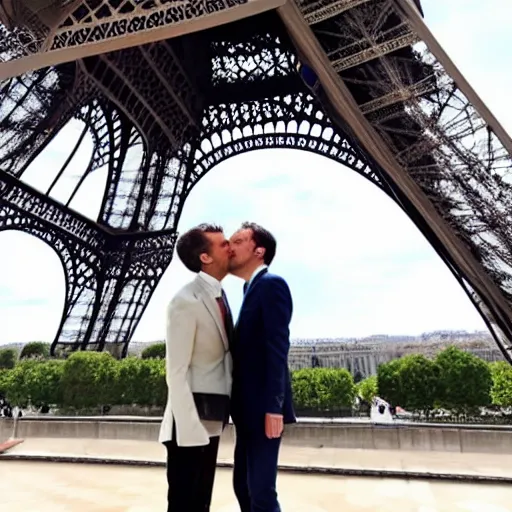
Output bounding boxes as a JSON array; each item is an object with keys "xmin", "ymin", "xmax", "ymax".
[{"xmin": 265, "ymin": 413, "xmax": 284, "ymax": 439}]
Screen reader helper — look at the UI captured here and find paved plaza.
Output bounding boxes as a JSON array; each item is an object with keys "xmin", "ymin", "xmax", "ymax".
[
  {"xmin": 1, "ymin": 461, "xmax": 512, "ymax": 512},
  {"xmin": 4, "ymin": 437, "xmax": 512, "ymax": 480},
  {"xmin": 2, "ymin": 434, "xmax": 512, "ymax": 511}
]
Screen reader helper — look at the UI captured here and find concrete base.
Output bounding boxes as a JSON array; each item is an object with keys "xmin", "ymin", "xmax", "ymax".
[
  {"xmin": 4, "ymin": 416, "xmax": 512, "ymax": 454},
  {"xmin": 2, "ymin": 437, "xmax": 512, "ymax": 483}
]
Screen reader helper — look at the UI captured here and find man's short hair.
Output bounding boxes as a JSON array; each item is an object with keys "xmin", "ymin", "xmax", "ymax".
[
  {"xmin": 176, "ymin": 223, "xmax": 223, "ymax": 273},
  {"xmin": 241, "ymin": 222, "xmax": 276, "ymax": 265}
]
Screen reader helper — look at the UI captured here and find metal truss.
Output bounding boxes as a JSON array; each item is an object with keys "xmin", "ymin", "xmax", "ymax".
[
  {"xmin": 0, "ymin": 12, "xmax": 387, "ymax": 355},
  {"xmin": 302, "ymin": 0, "xmax": 512, "ymax": 359},
  {"xmin": 0, "ymin": 171, "xmax": 177, "ymax": 357},
  {"xmin": 0, "ymin": 1, "xmax": 511, "ymax": 362},
  {"xmin": 0, "ymin": 0, "xmax": 284, "ymax": 79}
]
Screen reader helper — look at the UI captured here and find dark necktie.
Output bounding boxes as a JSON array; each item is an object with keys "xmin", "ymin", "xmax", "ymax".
[{"xmin": 243, "ymin": 281, "xmax": 249, "ymax": 295}]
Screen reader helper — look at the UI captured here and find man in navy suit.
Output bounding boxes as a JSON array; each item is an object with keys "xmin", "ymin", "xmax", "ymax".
[{"xmin": 228, "ymin": 222, "xmax": 296, "ymax": 512}]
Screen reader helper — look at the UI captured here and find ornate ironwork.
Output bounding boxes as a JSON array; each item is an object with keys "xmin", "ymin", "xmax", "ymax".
[
  {"xmin": 0, "ymin": 1, "xmax": 511, "ymax": 361},
  {"xmin": 51, "ymin": 0, "xmax": 251, "ymax": 51},
  {"xmin": 307, "ymin": 0, "xmax": 512, "ymax": 358}
]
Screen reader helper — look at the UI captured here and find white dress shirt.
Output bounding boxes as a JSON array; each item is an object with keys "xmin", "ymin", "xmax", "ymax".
[
  {"xmin": 198, "ymin": 270, "xmax": 222, "ymax": 298},
  {"xmin": 244, "ymin": 264, "xmax": 268, "ymax": 296}
]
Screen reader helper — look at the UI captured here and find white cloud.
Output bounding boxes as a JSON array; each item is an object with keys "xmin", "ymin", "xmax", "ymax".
[{"xmin": 1, "ymin": 3, "xmax": 510, "ymax": 344}]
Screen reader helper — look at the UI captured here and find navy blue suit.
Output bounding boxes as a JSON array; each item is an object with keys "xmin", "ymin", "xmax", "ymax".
[{"xmin": 231, "ymin": 268, "xmax": 296, "ymax": 512}]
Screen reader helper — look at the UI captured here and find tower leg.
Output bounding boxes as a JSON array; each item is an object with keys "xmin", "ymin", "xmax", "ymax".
[{"xmin": 78, "ymin": 232, "xmax": 177, "ymax": 358}]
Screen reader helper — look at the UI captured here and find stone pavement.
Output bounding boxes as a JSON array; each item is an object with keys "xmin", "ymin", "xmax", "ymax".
[
  {"xmin": 2, "ymin": 460, "xmax": 512, "ymax": 512},
  {"xmin": 2, "ymin": 437, "xmax": 512, "ymax": 482}
]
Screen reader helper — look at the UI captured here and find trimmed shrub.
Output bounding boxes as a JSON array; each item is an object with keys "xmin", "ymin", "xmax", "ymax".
[
  {"xmin": 356, "ymin": 376, "xmax": 378, "ymax": 404},
  {"xmin": 61, "ymin": 352, "xmax": 118, "ymax": 411},
  {"xmin": 0, "ymin": 348, "xmax": 16, "ymax": 369},
  {"xmin": 0, "ymin": 369, "xmax": 10, "ymax": 396},
  {"xmin": 19, "ymin": 342, "xmax": 50, "ymax": 360},
  {"xmin": 141, "ymin": 343, "xmax": 166, "ymax": 360},
  {"xmin": 292, "ymin": 368, "xmax": 355, "ymax": 411},
  {"xmin": 435, "ymin": 346, "xmax": 492, "ymax": 414},
  {"xmin": 377, "ymin": 358, "xmax": 404, "ymax": 406},
  {"xmin": 490, "ymin": 361, "xmax": 512, "ymax": 407},
  {"xmin": 3, "ymin": 360, "xmax": 65, "ymax": 409},
  {"xmin": 398, "ymin": 354, "xmax": 440, "ymax": 413},
  {"xmin": 116, "ymin": 357, "xmax": 166, "ymax": 407}
]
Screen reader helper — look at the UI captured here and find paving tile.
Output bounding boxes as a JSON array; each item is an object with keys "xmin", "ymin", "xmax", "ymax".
[{"xmin": 1, "ymin": 461, "xmax": 512, "ymax": 511}]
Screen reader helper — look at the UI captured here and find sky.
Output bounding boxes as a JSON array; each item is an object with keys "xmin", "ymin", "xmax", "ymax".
[{"xmin": 1, "ymin": 0, "xmax": 511, "ymax": 345}]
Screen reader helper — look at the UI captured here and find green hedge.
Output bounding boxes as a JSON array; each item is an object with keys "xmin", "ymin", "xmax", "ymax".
[
  {"xmin": 0, "ymin": 352, "xmax": 356, "ymax": 414},
  {"xmin": 19, "ymin": 342, "xmax": 50, "ymax": 360},
  {"xmin": 1, "ymin": 345, "xmax": 512, "ymax": 417},
  {"xmin": 1, "ymin": 352, "xmax": 167, "ymax": 412},
  {"xmin": 356, "ymin": 375, "xmax": 377, "ymax": 404},
  {"xmin": 489, "ymin": 361, "xmax": 512, "ymax": 407},
  {"xmin": 0, "ymin": 348, "xmax": 16, "ymax": 370},
  {"xmin": 291, "ymin": 368, "xmax": 355, "ymax": 412},
  {"xmin": 141, "ymin": 343, "xmax": 166, "ymax": 360},
  {"xmin": 376, "ymin": 346, "xmax": 493, "ymax": 415}
]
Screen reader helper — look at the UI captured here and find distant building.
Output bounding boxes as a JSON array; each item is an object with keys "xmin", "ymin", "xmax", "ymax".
[{"xmin": 286, "ymin": 331, "xmax": 503, "ymax": 378}]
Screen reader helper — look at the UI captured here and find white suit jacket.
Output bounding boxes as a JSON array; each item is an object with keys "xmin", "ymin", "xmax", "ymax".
[{"xmin": 158, "ymin": 274, "xmax": 233, "ymax": 446}]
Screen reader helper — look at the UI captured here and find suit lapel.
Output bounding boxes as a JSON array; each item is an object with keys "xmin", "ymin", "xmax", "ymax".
[{"xmin": 195, "ymin": 278, "xmax": 229, "ymax": 351}]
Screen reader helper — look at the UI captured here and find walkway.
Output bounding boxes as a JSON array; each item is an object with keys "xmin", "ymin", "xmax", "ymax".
[
  {"xmin": 1, "ymin": 461, "xmax": 512, "ymax": 511},
  {"xmin": 2, "ymin": 437, "xmax": 512, "ymax": 482}
]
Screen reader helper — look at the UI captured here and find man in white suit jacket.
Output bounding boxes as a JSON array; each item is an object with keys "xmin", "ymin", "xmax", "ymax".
[{"xmin": 159, "ymin": 223, "xmax": 234, "ymax": 512}]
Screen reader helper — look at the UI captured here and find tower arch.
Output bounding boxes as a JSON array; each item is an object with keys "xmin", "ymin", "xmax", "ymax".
[{"xmin": 0, "ymin": 2, "xmax": 511, "ymax": 362}]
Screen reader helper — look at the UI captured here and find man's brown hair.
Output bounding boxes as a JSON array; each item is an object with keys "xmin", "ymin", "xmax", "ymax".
[
  {"xmin": 176, "ymin": 223, "xmax": 223, "ymax": 273},
  {"xmin": 241, "ymin": 222, "xmax": 277, "ymax": 265}
]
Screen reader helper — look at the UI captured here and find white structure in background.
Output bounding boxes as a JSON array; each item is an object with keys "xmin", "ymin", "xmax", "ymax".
[{"xmin": 370, "ymin": 396, "xmax": 394, "ymax": 424}]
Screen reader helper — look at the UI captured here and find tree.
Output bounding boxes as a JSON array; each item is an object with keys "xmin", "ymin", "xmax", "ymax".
[
  {"xmin": 28, "ymin": 360, "xmax": 65, "ymax": 409},
  {"xmin": 435, "ymin": 346, "xmax": 492, "ymax": 414},
  {"xmin": 61, "ymin": 352, "xmax": 118, "ymax": 411},
  {"xmin": 115, "ymin": 357, "xmax": 166, "ymax": 407},
  {"xmin": 291, "ymin": 368, "xmax": 355, "ymax": 412},
  {"xmin": 377, "ymin": 358, "xmax": 404, "ymax": 406},
  {"xmin": 145, "ymin": 358, "xmax": 167, "ymax": 407},
  {"xmin": 356, "ymin": 376, "xmax": 378, "ymax": 404},
  {"xmin": 0, "ymin": 348, "xmax": 16, "ymax": 369},
  {"xmin": 321, "ymin": 368, "xmax": 356, "ymax": 409},
  {"xmin": 4, "ymin": 360, "xmax": 64, "ymax": 409},
  {"xmin": 490, "ymin": 361, "xmax": 512, "ymax": 407},
  {"xmin": 0, "ymin": 369, "xmax": 10, "ymax": 396},
  {"xmin": 19, "ymin": 342, "xmax": 50, "ymax": 360},
  {"xmin": 2, "ymin": 360, "xmax": 37, "ymax": 407},
  {"xmin": 398, "ymin": 354, "xmax": 440, "ymax": 414},
  {"xmin": 141, "ymin": 343, "xmax": 166, "ymax": 360}
]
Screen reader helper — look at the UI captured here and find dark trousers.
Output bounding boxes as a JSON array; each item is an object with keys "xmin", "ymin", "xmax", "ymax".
[
  {"xmin": 233, "ymin": 427, "xmax": 282, "ymax": 512},
  {"xmin": 164, "ymin": 427, "xmax": 220, "ymax": 512}
]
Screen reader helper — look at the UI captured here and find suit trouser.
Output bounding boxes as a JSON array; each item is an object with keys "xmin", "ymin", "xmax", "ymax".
[
  {"xmin": 164, "ymin": 425, "xmax": 220, "ymax": 512},
  {"xmin": 233, "ymin": 426, "xmax": 282, "ymax": 512}
]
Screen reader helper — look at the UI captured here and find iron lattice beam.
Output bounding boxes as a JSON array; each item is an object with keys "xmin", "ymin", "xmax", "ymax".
[{"xmin": 0, "ymin": 3, "xmax": 511, "ymax": 363}]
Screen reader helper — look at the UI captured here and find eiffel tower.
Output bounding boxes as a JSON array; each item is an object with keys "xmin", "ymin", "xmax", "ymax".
[{"xmin": 0, "ymin": 0, "xmax": 511, "ymax": 361}]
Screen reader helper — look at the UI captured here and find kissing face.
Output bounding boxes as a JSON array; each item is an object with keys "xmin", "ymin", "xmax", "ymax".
[
  {"xmin": 228, "ymin": 228, "xmax": 256, "ymax": 272},
  {"xmin": 202, "ymin": 231, "xmax": 231, "ymax": 276}
]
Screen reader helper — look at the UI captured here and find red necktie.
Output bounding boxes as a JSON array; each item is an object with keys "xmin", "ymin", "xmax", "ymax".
[{"xmin": 216, "ymin": 296, "xmax": 227, "ymax": 326}]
